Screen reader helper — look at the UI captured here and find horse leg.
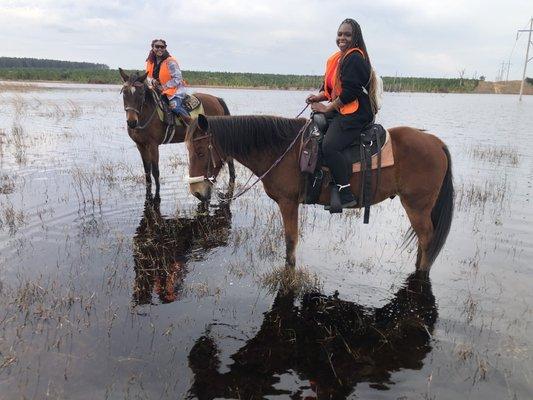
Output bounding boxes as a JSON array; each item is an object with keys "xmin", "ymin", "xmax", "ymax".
[
  {"xmin": 149, "ymin": 145, "xmax": 160, "ymax": 200},
  {"xmin": 278, "ymin": 200, "xmax": 299, "ymax": 267},
  {"xmin": 227, "ymin": 157, "xmax": 236, "ymax": 185},
  {"xmin": 401, "ymin": 197, "xmax": 434, "ymax": 271},
  {"xmin": 136, "ymin": 144, "xmax": 152, "ymax": 198}
]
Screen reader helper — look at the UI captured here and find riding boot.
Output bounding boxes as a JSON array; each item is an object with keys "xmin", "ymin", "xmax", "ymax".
[
  {"xmin": 338, "ymin": 184, "xmax": 358, "ymax": 207},
  {"xmin": 326, "ymin": 183, "xmax": 358, "ymax": 213},
  {"xmin": 169, "ymin": 97, "xmax": 189, "ymax": 126},
  {"xmin": 325, "ymin": 150, "xmax": 357, "ymax": 211}
]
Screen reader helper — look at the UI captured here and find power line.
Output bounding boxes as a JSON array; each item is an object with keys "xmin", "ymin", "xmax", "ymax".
[{"xmin": 518, "ymin": 17, "xmax": 533, "ymax": 101}]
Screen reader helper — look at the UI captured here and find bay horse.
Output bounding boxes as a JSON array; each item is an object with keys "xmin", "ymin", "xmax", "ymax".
[
  {"xmin": 119, "ymin": 68, "xmax": 235, "ymax": 199},
  {"xmin": 185, "ymin": 114, "xmax": 454, "ymax": 272}
]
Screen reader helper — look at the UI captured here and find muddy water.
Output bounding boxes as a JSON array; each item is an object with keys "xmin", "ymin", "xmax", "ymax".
[{"xmin": 0, "ymin": 82, "xmax": 531, "ymax": 399}]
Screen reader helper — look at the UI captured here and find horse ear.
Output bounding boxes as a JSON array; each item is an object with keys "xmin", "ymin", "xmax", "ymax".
[
  {"xmin": 138, "ymin": 71, "xmax": 148, "ymax": 83},
  {"xmin": 118, "ymin": 67, "xmax": 129, "ymax": 82},
  {"xmin": 198, "ymin": 114, "xmax": 209, "ymax": 131}
]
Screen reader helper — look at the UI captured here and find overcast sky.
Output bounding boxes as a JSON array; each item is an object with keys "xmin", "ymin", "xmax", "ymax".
[{"xmin": 1, "ymin": 0, "xmax": 532, "ymax": 80}]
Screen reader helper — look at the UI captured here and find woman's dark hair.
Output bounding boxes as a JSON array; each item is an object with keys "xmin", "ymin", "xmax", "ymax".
[
  {"xmin": 338, "ymin": 18, "xmax": 379, "ymax": 115},
  {"xmin": 146, "ymin": 39, "xmax": 170, "ymax": 63},
  {"xmin": 339, "ymin": 19, "xmax": 370, "ymax": 65}
]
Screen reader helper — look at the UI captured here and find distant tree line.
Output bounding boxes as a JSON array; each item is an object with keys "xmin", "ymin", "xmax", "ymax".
[
  {"xmin": 382, "ymin": 76, "xmax": 479, "ymax": 93},
  {"xmin": 0, "ymin": 57, "xmax": 108, "ymax": 70},
  {"xmin": 0, "ymin": 64, "xmax": 481, "ymax": 93},
  {"xmin": 183, "ymin": 70, "xmax": 323, "ymax": 89},
  {"xmin": 526, "ymin": 77, "xmax": 533, "ymax": 85}
]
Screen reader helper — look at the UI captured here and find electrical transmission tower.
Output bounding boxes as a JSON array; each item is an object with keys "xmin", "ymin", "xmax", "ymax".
[{"xmin": 518, "ymin": 18, "xmax": 533, "ymax": 101}]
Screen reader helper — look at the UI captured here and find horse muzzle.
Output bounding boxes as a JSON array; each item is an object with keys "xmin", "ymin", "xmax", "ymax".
[
  {"xmin": 127, "ymin": 119, "xmax": 138, "ymax": 129},
  {"xmin": 189, "ymin": 179, "xmax": 212, "ymax": 202}
]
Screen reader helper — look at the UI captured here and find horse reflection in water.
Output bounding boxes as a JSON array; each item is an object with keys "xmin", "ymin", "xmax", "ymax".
[
  {"xmin": 188, "ymin": 272, "xmax": 436, "ymax": 399},
  {"xmin": 132, "ymin": 198, "xmax": 231, "ymax": 305}
]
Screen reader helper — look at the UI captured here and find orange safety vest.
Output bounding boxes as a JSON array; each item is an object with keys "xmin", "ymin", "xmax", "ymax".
[
  {"xmin": 323, "ymin": 47, "xmax": 365, "ymax": 115},
  {"xmin": 146, "ymin": 56, "xmax": 180, "ymax": 97}
]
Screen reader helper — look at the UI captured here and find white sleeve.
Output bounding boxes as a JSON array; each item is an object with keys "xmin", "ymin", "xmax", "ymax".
[{"xmin": 163, "ymin": 59, "xmax": 184, "ymax": 89}]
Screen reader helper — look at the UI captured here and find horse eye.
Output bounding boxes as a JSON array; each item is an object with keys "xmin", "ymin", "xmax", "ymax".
[{"xmin": 197, "ymin": 152, "xmax": 205, "ymax": 158}]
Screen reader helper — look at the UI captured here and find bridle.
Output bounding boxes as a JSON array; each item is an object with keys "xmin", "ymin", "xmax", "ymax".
[
  {"xmin": 187, "ymin": 131, "xmax": 226, "ymax": 185},
  {"xmin": 122, "ymin": 82, "xmax": 157, "ymax": 130}
]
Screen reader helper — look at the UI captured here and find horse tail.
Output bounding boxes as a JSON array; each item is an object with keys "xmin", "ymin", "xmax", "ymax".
[
  {"xmin": 217, "ymin": 97, "xmax": 231, "ymax": 116},
  {"xmin": 426, "ymin": 145, "xmax": 454, "ymax": 266}
]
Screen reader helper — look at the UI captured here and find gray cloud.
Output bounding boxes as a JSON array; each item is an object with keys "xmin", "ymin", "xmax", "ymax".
[{"xmin": 1, "ymin": 0, "xmax": 531, "ymax": 79}]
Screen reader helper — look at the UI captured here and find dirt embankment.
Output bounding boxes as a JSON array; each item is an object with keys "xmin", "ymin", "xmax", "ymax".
[{"xmin": 474, "ymin": 80, "xmax": 533, "ymax": 95}]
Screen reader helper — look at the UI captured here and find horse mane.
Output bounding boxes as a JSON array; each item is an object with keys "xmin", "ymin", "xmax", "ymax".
[{"xmin": 188, "ymin": 115, "xmax": 307, "ymax": 160}]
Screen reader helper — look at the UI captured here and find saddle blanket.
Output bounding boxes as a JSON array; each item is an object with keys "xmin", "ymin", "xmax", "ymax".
[
  {"xmin": 321, "ymin": 129, "xmax": 394, "ymax": 173},
  {"xmin": 353, "ymin": 129, "xmax": 394, "ymax": 172},
  {"xmin": 156, "ymin": 94, "xmax": 204, "ymax": 126}
]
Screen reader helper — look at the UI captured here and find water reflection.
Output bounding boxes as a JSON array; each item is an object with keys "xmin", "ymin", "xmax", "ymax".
[
  {"xmin": 188, "ymin": 271, "xmax": 437, "ymax": 399},
  {"xmin": 132, "ymin": 199, "xmax": 232, "ymax": 305}
]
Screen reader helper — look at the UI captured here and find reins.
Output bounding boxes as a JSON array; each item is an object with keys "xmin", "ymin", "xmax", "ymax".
[{"xmin": 133, "ymin": 106, "xmax": 158, "ymax": 130}]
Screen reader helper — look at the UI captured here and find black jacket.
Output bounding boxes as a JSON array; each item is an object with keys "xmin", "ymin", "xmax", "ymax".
[{"xmin": 338, "ymin": 51, "xmax": 374, "ymax": 131}]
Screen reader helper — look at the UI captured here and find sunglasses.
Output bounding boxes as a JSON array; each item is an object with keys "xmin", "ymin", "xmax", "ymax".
[{"xmin": 154, "ymin": 45, "xmax": 166, "ymax": 49}]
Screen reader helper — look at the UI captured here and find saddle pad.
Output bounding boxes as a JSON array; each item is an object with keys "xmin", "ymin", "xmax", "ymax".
[
  {"xmin": 156, "ymin": 101, "xmax": 205, "ymax": 126},
  {"xmin": 321, "ymin": 130, "xmax": 394, "ymax": 173},
  {"xmin": 352, "ymin": 130, "xmax": 394, "ymax": 172},
  {"xmin": 173, "ymin": 102, "xmax": 204, "ymax": 126}
]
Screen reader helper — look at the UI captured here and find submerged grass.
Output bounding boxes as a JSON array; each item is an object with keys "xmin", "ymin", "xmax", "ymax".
[
  {"xmin": 261, "ymin": 265, "xmax": 323, "ymax": 297},
  {"xmin": 455, "ymin": 176, "xmax": 508, "ymax": 212},
  {"xmin": 470, "ymin": 145, "xmax": 520, "ymax": 166},
  {"xmin": 0, "ymin": 82, "xmax": 41, "ymax": 92},
  {"xmin": 9, "ymin": 122, "xmax": 26, "ymax": 164},
  {"xmin": 0, "ymin": 200, "xmax": 26, "ymax": 234},
  {"xmin": 0, "ymin": 174, "xmax": 15, "ymax": 195}
]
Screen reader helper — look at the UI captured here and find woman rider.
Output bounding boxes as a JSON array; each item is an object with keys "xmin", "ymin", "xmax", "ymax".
[
  {"xmin": 145, "ymin": 39, "xmax": 189, "ymax": 121},
  {"xmin": 307, "ymin": 19, "xmax": 378, "ymax": 208}
]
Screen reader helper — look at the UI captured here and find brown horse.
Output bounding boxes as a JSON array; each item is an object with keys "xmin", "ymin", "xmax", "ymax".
[
  {"xmin": 185, "ymin": 115, "xmax": 454, "ymax": 272},
  {"xmin": 119, "ymin": 68, "xmax": 235, "ymax": 199}
]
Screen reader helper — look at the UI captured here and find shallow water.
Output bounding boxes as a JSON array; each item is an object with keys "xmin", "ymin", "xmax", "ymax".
[{"xmin": 0, "ymin": 82, "xmax": 532, "ymax": 399}]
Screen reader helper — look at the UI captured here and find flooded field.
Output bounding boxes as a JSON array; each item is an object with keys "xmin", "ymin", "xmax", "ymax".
[{"xmin": 0, "ymin": 81, "xmax": 532, "ymax": 399}]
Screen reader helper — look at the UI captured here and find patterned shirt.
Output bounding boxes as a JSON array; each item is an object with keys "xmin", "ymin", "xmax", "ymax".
[{"xmin": 163, "ymin": 58, "xmax": 186, "ymax": 97}]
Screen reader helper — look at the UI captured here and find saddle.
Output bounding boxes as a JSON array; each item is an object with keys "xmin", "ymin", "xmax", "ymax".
[
  {"xmin": 152, "ymin": 90, "xmax": 204, "ymax": 127},
  {"xmin": 299, "ymin": 113, "xmax": 395, "ymax": 222}
]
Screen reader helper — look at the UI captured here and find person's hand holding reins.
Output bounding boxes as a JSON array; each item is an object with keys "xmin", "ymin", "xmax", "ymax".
[
  {"xmin": 306, "ymin": 92, "xmax": 326, "ymax": 104},
  {"xmin": 147, "ymin": 76, "xmax": 163, "ymax": 92},
  {"xmin": 311, "ymin": 96, "xmax": 343, "ymax": 113},
  {"xmin": 153, "ymin": 80, "xmax": 163, "ymax": 92}
]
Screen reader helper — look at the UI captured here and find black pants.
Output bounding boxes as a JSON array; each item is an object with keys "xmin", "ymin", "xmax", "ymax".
[{"xmin": 322, "ymin": 117, "xmax": 361, "ymax": 186}]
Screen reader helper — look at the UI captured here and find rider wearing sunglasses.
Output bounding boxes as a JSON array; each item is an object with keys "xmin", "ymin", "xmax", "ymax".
[{"xmin": 146, "ymin": 39, "xmax": 189, "ymax": 121}]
